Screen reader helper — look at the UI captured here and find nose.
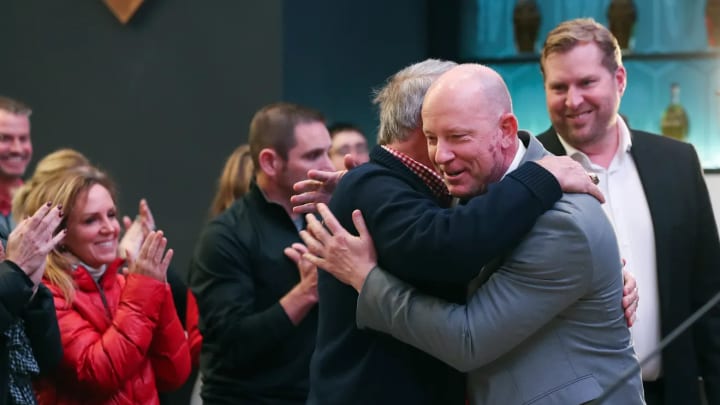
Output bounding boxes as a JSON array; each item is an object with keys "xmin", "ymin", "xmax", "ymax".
[
  {"xmin": 565, "ymin": 86, "xmax": 582, "ymax": 109},
  {"xmin": 9, "ymin": 138, "xmax": 23, "ymax": 154},
  {"xmin": 434, "ymin": 138, "xmax": 454, "ymax": 166},
  {"xmin": 99, "ymin": 217, "xmax": 114, "ymax": 234}
]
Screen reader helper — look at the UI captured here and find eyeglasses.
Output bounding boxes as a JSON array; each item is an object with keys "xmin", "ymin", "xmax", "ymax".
[{"xmin": 331, "ymin": 143, "xmax": 368, "ymax": 157}]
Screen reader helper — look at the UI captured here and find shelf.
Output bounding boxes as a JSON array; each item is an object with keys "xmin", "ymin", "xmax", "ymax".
[{"xmin": 463, "ymin": 50, "xmax": 720, "ymax": 65}]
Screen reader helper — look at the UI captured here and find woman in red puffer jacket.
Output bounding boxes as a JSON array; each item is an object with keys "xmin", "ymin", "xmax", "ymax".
[{"xmin": 25, "ymin": 166, "xmax": 190, "ymax": 405}]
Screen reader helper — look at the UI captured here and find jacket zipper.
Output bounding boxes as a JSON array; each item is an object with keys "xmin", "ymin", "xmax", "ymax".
[{"xmin": 92, "ymin": 278, "xmax": 112, "ymax": 320}]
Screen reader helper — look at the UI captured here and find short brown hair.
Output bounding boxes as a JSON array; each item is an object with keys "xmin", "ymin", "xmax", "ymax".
[
  {"xmin": 248, "ymin": 102, "xmax": 324, "ymax": 170},
  {"xmin": 0, "ymin": 96, "xmax": 32, "ymax": 116},
  {"xmin": 540, "ymin": 18, "xmax": 622, "ymax": 78}
]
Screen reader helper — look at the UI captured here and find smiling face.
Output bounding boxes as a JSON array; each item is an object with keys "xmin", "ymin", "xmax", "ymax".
[
  {"xmin": 0, "ymin": 110, "xmax": 32, "ymax": 179},
  {"xmin": 63, "ymin": 184, "xmax": 120, "ymax": 268},
  {"xmin": 422, "ymin": 65, "xmax": 518, "ymax": 199},
  {"xmin": 543, "ymin": 42, "xmax": 625, "ymax": 150}
]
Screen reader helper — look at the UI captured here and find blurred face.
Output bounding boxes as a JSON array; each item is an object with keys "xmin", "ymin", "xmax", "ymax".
[
  {"xmin": 423, "ymin": 98, "xmax": 512, "ymax": 199},
  {"xmin": 64, "ymin": 184, "xmax": 121, "ymax": 268},
  {"xmin": 329, "ymin": 130, "xmax": 369, "ymax": 170},
  {"xmin": 543, "ymin": 42, "xmax": 625, "ymax": 150},
  {"xmin": 0, "ymin": 110, "xmax": 32, "ymax": 179},
  {"xmin": 276, "ymin": 121, "xmax": 333, "ymax": 195}
]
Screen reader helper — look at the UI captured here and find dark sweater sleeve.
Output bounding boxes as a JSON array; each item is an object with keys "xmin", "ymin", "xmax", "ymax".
[
  {"xmin": 189, "ymin": 222, "xmax": 294, "ymax": 365},
  {"xmin": 331, "ymin": 161, "xmax": 560, "ymax": 284},
  {"xmin": 0, "ymin": 260, "xmax": 34, "ymax": 334},
  {"xmin": 23, "ymin": 283, "xmax": 62, "ymax": 374}
]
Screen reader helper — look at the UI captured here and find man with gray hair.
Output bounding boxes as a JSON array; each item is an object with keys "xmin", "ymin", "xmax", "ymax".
[
  {"xmin": 303, "ymin": 63, "xmax": 644, "ymax": 404},
  {"xmin": 303, "ymin": 59, "xmax": 603, "ymax": 404}
]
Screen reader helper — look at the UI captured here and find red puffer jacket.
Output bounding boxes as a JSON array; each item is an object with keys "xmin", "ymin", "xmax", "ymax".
[
  {"xmin": 35, "ymin": 259, "xmax": 191, "ymax": 405},
  {"xmin": 185, "ymin": 290, "xmax": 202, "ymax": 369}
]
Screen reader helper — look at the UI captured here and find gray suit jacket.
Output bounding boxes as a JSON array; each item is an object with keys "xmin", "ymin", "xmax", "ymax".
[{"xmin": 356, "ymin": 133, "xmax": 645, "ymax": 404}]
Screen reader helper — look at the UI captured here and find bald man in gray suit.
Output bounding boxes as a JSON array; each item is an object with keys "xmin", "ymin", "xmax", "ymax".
[{"xmin": 301, "ymin": 64, "xmax": 644, "ymax": 404}]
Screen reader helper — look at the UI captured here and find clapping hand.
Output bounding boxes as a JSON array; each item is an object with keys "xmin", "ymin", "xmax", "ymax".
[
  {"xmin": 6, "ymin": 203, "xmax": 66, "ymax": 288},
  {"xmin": 126, "ymin": 230, "xmax": 173, "ymax": 282},
  {"xmin": 119, "ymin": 198, "xmax": 155, "ymax": 261}
]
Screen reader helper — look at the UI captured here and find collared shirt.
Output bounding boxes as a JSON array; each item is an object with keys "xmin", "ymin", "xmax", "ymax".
[
  {"xmin": 382, "ymin": 145, "xmax": 452, "ymax": 206},
  {"xmin": 558, "ymin": 117, "xmax": 661, "ymax": 380},
  {"xmin": 501, "ymin": 137, "xmax": 527, "ymax": 180}
]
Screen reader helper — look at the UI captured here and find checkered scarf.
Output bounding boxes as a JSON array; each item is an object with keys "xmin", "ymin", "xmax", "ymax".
[{"xmin": 4, "ymin": 319, "xmax": 38, "ymax": 405}]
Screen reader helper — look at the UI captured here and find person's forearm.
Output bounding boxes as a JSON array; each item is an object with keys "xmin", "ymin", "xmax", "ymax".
[{"xmin": 280, "ymin": 283, "xmax": 318, "ymax": 325}]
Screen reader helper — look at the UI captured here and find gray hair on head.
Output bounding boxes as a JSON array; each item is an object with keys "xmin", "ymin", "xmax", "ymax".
[{"xmin": 373, "ymin": 59, "xmax": 457, "ymax": 145}]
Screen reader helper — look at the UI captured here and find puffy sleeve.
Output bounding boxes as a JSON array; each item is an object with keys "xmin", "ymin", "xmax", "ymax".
[{"xmin": 53, "ymin": 273, "xmax": 166, "ymax": 394}]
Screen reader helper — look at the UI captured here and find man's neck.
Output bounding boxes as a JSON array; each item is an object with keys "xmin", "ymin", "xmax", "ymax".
[
  {"xmin": 256, "ymin": 174, "xmax": 295, "ymax": 219},
  {"xmin": 567, "ymin": 124, "xmax": 620, "ymax": 169}
]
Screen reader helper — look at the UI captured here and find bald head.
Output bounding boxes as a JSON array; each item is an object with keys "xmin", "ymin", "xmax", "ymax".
[
  {"xmin": 423, "ymin": 64, "xmax": 513, "ymax": 121},
  {"xmin": 421, "ymin": 64, "xmax": 519, "ymax": 199}
]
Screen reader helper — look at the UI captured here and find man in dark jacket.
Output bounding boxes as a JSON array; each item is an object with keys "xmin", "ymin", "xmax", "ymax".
[{"xmin": 188, "ymin": 103, "xmax": 334, "ymax": 404}]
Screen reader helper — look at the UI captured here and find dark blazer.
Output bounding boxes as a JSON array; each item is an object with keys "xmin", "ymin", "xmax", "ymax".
[{"xmin": 537, "ymin": 127, "xmax": 720, "ymax": 405}]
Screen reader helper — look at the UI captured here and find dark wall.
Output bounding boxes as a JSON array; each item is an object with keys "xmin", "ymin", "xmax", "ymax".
[
  {"xmin": 0, "ymin": 0, "xmax": 283, "ymax": 271},
  {"xmin": 283, "ymin": 0, "xmax": 428, "ymax": 140},
  {"xmin": 0, "ymin": 0, "xmax": 430, "ymax": 276}
]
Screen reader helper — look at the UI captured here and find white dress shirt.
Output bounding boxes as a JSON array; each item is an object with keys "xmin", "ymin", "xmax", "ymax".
[{"xmin": 558, "ymin": 117, "xmax": 662, "ymax": 381}]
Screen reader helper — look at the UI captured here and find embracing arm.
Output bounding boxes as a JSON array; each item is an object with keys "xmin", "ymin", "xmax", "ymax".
[
  {"xmin": 331, "ymin": 162, "xmax": 561, "ymax": 284},
  {"xmin": 356, "ymin": 209, "xmax": 596, "ymax": 371}
]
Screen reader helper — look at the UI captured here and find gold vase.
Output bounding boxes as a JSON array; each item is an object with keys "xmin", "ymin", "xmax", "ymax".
[
  {"xmin": 513, "ymin": 0, "xmax": 541, "ymax": 54},
  {"xmin": 607, "ymin": 0, "xmax": 637, "ymax": 50}
]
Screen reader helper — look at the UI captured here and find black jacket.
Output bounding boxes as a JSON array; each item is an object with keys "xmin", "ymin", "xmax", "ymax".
[
  {"xmin": 188, "ymin": 183, "xmax": 316, "ymax": 404},
  {"xmin": 0, "ymin": 261, "xmax": 62, "ymax": 405}
]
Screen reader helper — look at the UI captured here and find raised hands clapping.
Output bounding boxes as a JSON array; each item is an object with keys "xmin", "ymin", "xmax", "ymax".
[{"xmin": 126, "ymin": 230, "xmax": 173, "ymax": 282}]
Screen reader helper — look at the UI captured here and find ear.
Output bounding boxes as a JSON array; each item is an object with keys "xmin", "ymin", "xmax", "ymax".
[
  {"xmin": 257, "ymin": 148, "xmax": 282, "ymax": 177},
  {"xmin": 499, "ymin": 113, "xmax": 519, "ymax": 148},
  {"xmin": 615, "ymin": 65, "xmax": 627, "ymax": 96}
]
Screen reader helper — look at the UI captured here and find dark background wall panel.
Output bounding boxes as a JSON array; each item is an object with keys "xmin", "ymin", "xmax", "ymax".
[{"xmin": 0, "ymin": 0, "xmax": 284, "ymax": 271}]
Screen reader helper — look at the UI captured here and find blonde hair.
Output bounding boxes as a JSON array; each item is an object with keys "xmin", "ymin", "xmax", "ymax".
[
  {"xmin": 22, "ymin": 165, "xmax": 116, "ymax": 304},
  {"xmin": 210, "ymin": 144, "xmax": 254, "ymax": 216},
  {"xmin": 13, "ymin": 149, "xmax": 90, "ymax": 223},
  {"xmin": 540, "ymin": 18, "xmax": 622, "ymax": 78}
]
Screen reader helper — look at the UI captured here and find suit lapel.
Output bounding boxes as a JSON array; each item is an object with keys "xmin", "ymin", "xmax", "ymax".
[{"xmin": 536, "ymin": 127, "xmax": 568, "ymax": 156}]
